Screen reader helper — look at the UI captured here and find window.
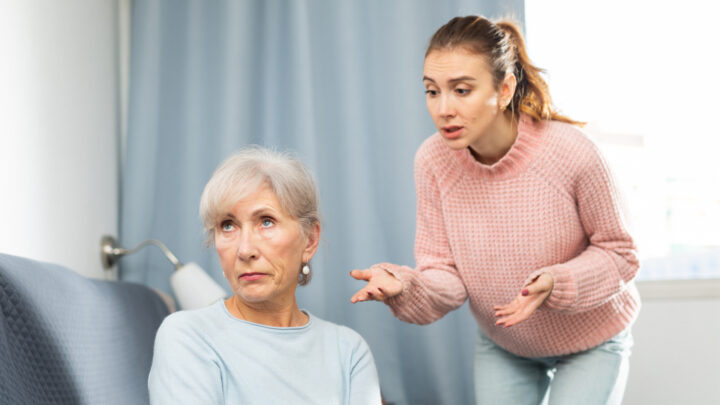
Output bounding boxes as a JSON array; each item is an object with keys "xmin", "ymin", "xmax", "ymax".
[{"xmin": 525, "ymin": 0, "xmax": 720, "ymax": 280}]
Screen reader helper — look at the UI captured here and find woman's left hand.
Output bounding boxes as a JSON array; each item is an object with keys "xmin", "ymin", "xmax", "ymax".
[{"xmin": 493, "ymin": 273, "xmax": 554, "ymax": 327}]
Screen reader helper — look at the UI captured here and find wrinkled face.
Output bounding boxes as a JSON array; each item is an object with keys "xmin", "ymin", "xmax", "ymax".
[
  {"xmin": 214, "ymin": 185, "xmax": 318, "ymax": 306},
  {"xmin": 423, "ymin": 48, "xmax": 505, "ymax": 151}
]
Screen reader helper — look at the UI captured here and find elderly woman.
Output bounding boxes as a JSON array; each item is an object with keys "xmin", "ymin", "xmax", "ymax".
[{"xmin": 149, "ymin": 147, "xmax": 382, "ymax": 404}]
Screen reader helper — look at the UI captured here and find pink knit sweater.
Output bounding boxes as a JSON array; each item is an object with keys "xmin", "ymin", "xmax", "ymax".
[{"xmin": 381, "ymin": 114, "xmax": 641, "ymax": 358}]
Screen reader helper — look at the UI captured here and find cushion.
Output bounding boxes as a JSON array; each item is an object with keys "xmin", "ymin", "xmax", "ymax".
[{"xmin": 0, "ymin": 253, "xmax": 169, "ymax": 404}]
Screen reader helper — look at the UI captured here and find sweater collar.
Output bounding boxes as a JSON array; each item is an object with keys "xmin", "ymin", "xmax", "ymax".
[{"xmin": 452, "ymin": 113, "xmax": 545, "ymax": 180}]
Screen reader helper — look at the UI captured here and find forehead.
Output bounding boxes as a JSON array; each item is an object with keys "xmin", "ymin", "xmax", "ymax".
[
  {"xmin": 224, "ymin": 185, "xmax": 288, "ymax": 217},
  {"xmin": 423, "ymin": 48, "xmax": 491, "ymax": 79}
]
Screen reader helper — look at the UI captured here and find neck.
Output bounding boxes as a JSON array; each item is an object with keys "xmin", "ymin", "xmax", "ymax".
[
  {"xmin": 225, "ymin": 295, "xmax": 308, "ymax": 327},
  {"xmin": 469, "ymin": 112, "xmax": 518, "ymax": 165}
]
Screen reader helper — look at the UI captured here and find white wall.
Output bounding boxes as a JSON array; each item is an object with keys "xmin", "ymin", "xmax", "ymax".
[
  {"xmin": 625, "ymin": 282, "xmax": 720, "ymax": 405},
  {"xmin": 0, "ymin": 0, "xmax": 120, "ymax": 279}
]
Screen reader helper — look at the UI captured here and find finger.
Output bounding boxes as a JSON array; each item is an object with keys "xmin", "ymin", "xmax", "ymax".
[
  {"xmin": 494, "ymin": 305, "xmax": 514, "ymax": 317},
  {"xmin": 495, "ymin": 296, "xmax": 540, "ymax": 327},
  {"xmin": 493, "ymin": 297, "xmax": 520, "ymax": 316},
  {"xmin": 352, "ymin": 284, "xmax": 391, "ymax": 303},
  {"xmin": 496, "ymin": 314, "xmax": 518, "ymax": 326},
  {"xmin": 497, "ymin": 310, "xmax": 530, "ymax": 327},
  {"xmin": 349, "ymin": 269, "xmax": 372, "ymax": 281},
  {"xmin": 495, "ymin": 305, "xmax": 523, "ymax": 323},
  {"xmin": 502, "ymin": 297, "xmax": 522, "ymax": 312},
  {"xmin": 495, "ymin": 303, "xmax": 523, "ymax": 318},
  {"xmin": 350, "ymin": 289, "xmax": 372, "ymax": 303},
  {"xmin": 368, "ymin": 289, "xmax": 386, "ymax": 301},
  {"xmin": 524, "ymin": 282, "xmax": 544, "ymax": 296},
  {"xmin": 371, "ymin": 286, "xmax": 388, "ymax": 298},
  {"xmin": 499, "ymin": 315, "xmax": 521, "ymax": 327},
  {"xmin": 493, "ymin": 300, "xmax": 516, "ymax": 310},
  {"xmin": 500, "ymin": 296, "xmax": 547, "ymax": 327}
]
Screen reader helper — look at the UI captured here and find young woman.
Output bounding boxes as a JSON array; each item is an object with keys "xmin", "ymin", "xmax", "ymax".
[{"xmin": 350, "ymin": 16, "xmax": 639, "ymax": 405}]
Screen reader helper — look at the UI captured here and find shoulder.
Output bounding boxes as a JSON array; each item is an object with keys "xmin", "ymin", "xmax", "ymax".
[
  {"xmin": 156, "ymin": 302, "xmax": 225, "ymax": 343},
  {"xmin": 414, "ymin": 133, "xmax": 452, "ymax": 169},
  {"xmin": 310, "ymin": 315, "xmax": 370, "ymax": 352},
  {"xmin": 537, "ymin": 119, "xmax": 599, "ymax": 157},
  {"xmin": 532, "ymin": 119, "xmax": 609, "ymax": 177}
]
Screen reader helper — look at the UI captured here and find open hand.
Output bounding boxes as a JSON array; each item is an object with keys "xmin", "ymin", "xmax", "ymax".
[
  {"xmin": 350, "ymin": 267, "xmax": 403, "ymax": 303},
  {"xmin": 493, "ymin": 273, "xmax": 554, "ymax": 327}
]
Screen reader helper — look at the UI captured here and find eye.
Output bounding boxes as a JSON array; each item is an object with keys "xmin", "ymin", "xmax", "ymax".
[
  {"xmin": 425, "ymin": 89, "xmax": 438, "ymax": 96},
  {"xmin": 260, "ymin": 217, "xmax": 275, "ymax": 228},
  {"xmin": 455, "ymin": 88, "xmax": 471, "ymax": 96},
  {"xmin": 220, "ymin": 220, "xmax": 235, "ymax": 232}
]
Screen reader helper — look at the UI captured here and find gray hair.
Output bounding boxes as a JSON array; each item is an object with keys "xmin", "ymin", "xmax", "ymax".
[{"xmin": 199, "ymin": 145, "xmax": 321, "ymax": 254}]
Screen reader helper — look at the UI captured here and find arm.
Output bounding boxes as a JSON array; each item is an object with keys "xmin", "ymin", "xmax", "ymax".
[
  {"xmin": 148, "ymin": 316, "xmax": 223, "ymax": 404},
  {"xmin": 525, "ymin": 142, "xmax": 639, "ymax": 313},
  {"xmin": 348, "ymin": 338, "xmax": 383, "ymax": 405},
  {"xmin": 356, "ymin": 154, "xmax": 466, "ymax": 324}
]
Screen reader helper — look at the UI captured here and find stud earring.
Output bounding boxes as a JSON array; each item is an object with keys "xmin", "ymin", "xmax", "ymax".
[{"xmin": 302, "ymin": 264, "xmax": 310, "ymax": 275}]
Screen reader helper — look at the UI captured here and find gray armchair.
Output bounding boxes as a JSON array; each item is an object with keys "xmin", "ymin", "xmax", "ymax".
[{"xmin": 0, "ymin": 253, "xmax": 170, "ymax": 404}]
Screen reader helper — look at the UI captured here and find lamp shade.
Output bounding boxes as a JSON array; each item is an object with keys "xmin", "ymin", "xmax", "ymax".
[{"xmin": 170, "ymin": 262, "xmax": 227, "ymax": 310}]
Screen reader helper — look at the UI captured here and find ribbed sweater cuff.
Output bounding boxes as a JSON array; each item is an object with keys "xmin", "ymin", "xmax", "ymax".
[
  {"xmin": 373, "ymin": 262, "xmax": 408, "ymax": 300},
  {"xmin": 526, "ymin": 264, "xmax": 577, "ymax": 311},
  {"xmin": 374, "ymin": 262, "xmax": 423, "ymax": 318}
]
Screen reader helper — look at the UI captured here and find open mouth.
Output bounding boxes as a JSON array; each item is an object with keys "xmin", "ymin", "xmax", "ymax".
[{"xmin": 441, "ymin": 125, "xmax": 463, "ymax": 139}]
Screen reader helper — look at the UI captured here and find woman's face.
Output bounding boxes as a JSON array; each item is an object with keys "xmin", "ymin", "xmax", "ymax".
[
  {"xmin": 423, "ymin": 48, "xmax": 509, "ymax": 151},
  {"xmin": 214, "ymin": 185, "xmax": 319, "ymax": 307}
]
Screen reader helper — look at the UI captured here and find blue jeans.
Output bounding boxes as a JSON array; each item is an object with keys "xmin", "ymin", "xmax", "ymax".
[{"xmin": 474, "ymin": 328, "xmax": 633, "ymax": 405}]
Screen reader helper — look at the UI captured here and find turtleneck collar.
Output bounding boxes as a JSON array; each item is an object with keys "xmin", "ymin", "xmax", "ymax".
[{"xmin": 452, "ymin": 114, "xmax": 546, "ymax": 181}]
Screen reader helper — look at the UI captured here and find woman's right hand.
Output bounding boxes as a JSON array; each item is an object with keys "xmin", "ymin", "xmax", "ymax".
[{"xmin": 350, "ymin": 266, "xmax": 403, "ymax": 303}]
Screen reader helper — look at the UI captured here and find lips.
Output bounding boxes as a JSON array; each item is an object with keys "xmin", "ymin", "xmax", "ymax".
[
  {"xmin": 239, "ymin": 272, "xmax": 266, "ymax": 281},
  {"xmin": 441, "ymin": 125, "xmax": 463, "ymax": 140}
]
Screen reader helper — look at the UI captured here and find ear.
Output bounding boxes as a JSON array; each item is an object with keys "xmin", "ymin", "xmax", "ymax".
[
  {"xmin": 302, "ymin": 222, "xmax": 321, "ymax": 262},
  {"xmin": 499, "ymin": 73, "xmax": 517, "ymax": 108}
]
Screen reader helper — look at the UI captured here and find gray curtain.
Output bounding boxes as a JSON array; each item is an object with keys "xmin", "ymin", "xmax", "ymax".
[{"xmin": 121, "ymin": 1, "xmax": 524, "ymax": 403}]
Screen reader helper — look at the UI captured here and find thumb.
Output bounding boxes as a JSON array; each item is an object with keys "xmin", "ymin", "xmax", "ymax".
[
  {"xmin": 350, "ymin": 269, "xmax": 372, "ymax": 281},
  {"xmin": 524, "ymin": 273, "xmax": 553, "ymax": 295}
]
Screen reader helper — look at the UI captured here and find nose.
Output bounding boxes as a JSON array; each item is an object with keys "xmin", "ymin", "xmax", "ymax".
[
  {"xmin": 236, "ymin": 228, "xmax": 259, "ymax": 262},
  {"xmin": 436, "ymin": 94, "xmax": 456, "ymax": 119}
]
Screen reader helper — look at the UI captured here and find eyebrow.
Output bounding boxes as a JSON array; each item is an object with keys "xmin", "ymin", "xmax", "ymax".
[
  {"xmin": 423, "ymin": 75, "xmax": 476, "ymax": 84},
  {"xmin": 251, "ymin": 206, "xmax": 279, "ymax": 217},
  {"xmin": 221, "ymin": 206, "xmax": 280, "ymax": 220}
]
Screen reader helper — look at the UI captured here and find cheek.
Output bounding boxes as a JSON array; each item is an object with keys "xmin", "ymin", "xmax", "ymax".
[
  {"xmin": 466, "ymin": 93, "xmax": 499, "ymax": 121},
  {"xmin": 485, "ymin": 93, "xmax": 498, "ymax": 111},
  {"xmin": 267, "ymin": 236, "xmax": 298, "ymax": 259},
  {"xmin": 485, "ymin": 93, "xmax": 498, "ymax": 107},
  {"xmin": 215, "ymin": 243, "xmax": 235, "ymax": 265},
  {"xmin": 427, "ymin": 100, "xmax": 442, "ymax": 122},
  {"xmin": 265, "ymin": 233, "xmax": 305, "ymax": 266}
]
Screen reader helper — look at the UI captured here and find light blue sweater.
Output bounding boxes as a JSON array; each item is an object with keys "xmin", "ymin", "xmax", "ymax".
[{"xmin": 148, "ymin": 300, "xmax": 382, "ymax": 404}]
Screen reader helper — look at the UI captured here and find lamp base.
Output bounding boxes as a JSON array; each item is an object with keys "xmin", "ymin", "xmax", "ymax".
[{"xmin": 100, "ymin": 235, "xmax": 120, "ymax": 269}]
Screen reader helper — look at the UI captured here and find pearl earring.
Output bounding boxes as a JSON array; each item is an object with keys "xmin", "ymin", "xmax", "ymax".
[{"xmin": 302, "ymin": 264, "xmax": 310, "ymax": 275}]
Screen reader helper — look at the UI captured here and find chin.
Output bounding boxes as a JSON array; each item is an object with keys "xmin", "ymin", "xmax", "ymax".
[
  {"xmin": 440, "ymin": 137, "xmax": 470, "ymax": 150},
  {"xmin": 237, "ymin": 292, "xmax": 271, "ymax": 304},
  {"xmin": 232, "ymin": 286, "xmax": 271, "ymax": 302}
]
